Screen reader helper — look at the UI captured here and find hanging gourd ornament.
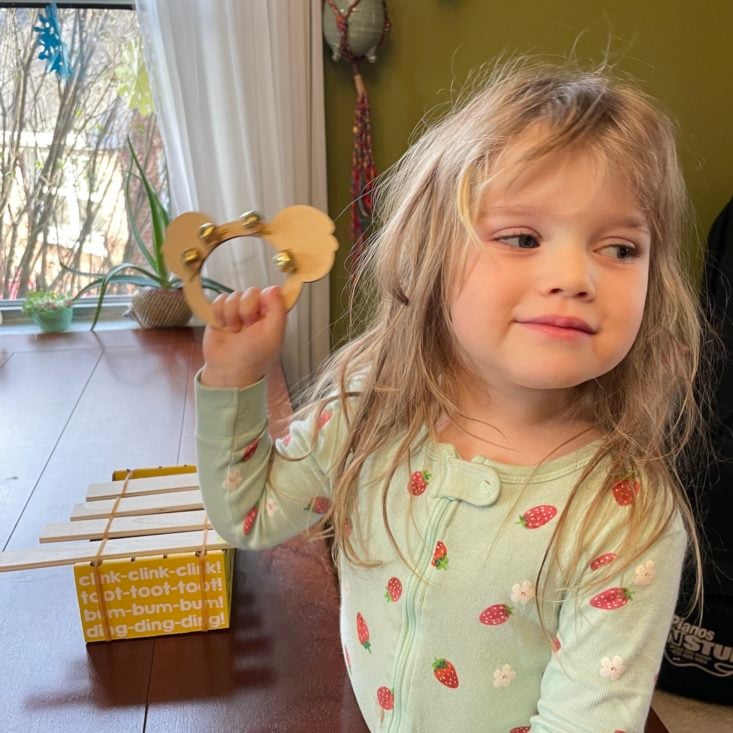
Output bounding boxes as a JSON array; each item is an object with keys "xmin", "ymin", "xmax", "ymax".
[
  {"xmin": 163, "ymin": 206, "xmax": 338, "ymax": 328},
  {"xmin": 323, "ymin": 0, "xmax": 389, "ymax": 63},
  {"xmin": 322, "ymin": 1, "xmax": 390, "ymax": 275}
]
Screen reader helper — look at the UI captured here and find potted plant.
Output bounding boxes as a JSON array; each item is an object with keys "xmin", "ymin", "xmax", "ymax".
[
  {"xmin": 66, "ymin": 139, "xmax": 229, "ymax": 329},
  {"xmin": 22, "ymin": 291, "xmax": 74, "ymax": 333}
]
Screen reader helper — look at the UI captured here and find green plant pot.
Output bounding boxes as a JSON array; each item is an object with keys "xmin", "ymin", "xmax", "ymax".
[{"xmin": 31, "ymin": 307, "xmax": 73, "ymax": 333}]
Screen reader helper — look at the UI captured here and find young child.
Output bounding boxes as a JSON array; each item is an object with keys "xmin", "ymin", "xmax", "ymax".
[{"xmin": 194, "ymin": 59, "xmax": 707, "ymax": 732}]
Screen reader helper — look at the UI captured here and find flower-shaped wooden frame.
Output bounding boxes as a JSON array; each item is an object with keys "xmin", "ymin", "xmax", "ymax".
[{"xmin": 163, "ymin": 206, "xmax": 338, "ymax": 327}]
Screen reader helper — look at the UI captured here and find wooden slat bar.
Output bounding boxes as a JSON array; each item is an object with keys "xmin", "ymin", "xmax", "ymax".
[
  {"xmin": 70, "ymin": 488, "xmax": 203, "ymax": 520},
  {"xmin": 86, "ymin": 471, "xmax": 200, "ymax": 501},
  {"xmin": 40, "ymin": 509, "xmax": 211, "ymax": 543},
  {"xmin": 0, "ymin": 529, "xmax": 230, "ymax": 572}
]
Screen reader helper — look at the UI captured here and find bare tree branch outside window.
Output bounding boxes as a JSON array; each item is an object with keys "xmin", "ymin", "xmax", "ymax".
[{"xmin": 0, "ymin": 6, "xmax": 168, "ymax": 301}]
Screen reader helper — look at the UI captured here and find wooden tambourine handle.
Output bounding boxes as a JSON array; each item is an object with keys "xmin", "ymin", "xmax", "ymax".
[{"xmin": 163, "ymin": 206, "xmax": 338, "ymax": 327}]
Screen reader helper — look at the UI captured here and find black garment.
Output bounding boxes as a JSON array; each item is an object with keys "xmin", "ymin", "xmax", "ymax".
[{"xmin": 657, "ymin": 197, "xmax": 733, "ymax": 704}]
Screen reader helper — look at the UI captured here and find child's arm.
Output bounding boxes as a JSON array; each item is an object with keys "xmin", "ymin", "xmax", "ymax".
[
  {"xmin": 195, "ymin": 374, "xmax": 340, "ymax": 549},
  {"xmin": 530, "ymin": 512, "xmax": 687, "ymax": 733},
  {"xmin": 194, "ymin": 287, "xmax": 341, "ymax": 549}
]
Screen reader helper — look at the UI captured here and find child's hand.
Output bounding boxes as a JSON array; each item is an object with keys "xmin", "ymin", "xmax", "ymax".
[{"xmin": 201, "ymin": 286, "xmax": 287, "ymax": 389}]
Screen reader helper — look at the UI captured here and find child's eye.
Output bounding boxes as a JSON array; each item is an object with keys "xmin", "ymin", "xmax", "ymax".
[
  {"xmin": 600, "ymin": 244, "xmax": 640, "ymax": 260},
  {"xmin": 497, "ymin": 233, "xmax": 540, "ymax": 249}
]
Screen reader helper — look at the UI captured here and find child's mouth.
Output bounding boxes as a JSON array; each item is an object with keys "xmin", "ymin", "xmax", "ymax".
[
  {"xmin": 519, "ymin": 322, "xmax": 594, "ymax": 339},
  {"xmin": 517, "ymin": 315, "xmax": 596, "ymax": 338}
]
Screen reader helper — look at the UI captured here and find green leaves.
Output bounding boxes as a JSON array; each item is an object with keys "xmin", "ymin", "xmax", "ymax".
[
  {"xmin": 125, "ymin": 138, "xmax": 171, "ymax": 283},
  {"xmin": 21, "ymin": 290, "xmax": 72, "ymax": 315},
  {"xmin": 69, "ymin": 263, "xmax": 167, "ymax": 329}
]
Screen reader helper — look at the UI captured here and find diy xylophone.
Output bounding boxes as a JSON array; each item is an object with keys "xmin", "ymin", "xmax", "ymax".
[{"xmin": 0, "ymin": 466, "xmax": 234, "ymax": 642}]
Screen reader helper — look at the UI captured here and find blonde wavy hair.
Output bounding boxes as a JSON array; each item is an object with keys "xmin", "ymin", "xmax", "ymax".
[{"xmin": 280, "ymin": 56, "xmax": 713, "ymax": 636}]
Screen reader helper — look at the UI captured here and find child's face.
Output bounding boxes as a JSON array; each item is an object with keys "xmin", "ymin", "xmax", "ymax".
[{"xmin": 450, "ymin": 139, "xmax": 651, "ymax": 397}]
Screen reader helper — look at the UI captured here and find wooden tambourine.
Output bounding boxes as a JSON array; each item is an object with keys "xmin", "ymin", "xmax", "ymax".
[{"xmin": 163, "ymin": 206, "xmax": 339, "ymax": 327}]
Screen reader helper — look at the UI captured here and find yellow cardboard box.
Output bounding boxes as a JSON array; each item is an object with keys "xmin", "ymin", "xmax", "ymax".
[{"xmin": 73, "ymin": 465, "xmax": 234, "ymax": 643}]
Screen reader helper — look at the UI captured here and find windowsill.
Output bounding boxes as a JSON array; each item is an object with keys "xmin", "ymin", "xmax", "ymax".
[
  {"xmin": 0, "ymin": 317, "xmax": 142, "ymax": 335},
  {"xmin": 1, "ymin": 299, "xmax": 206, "ymax": 335},
  {"xmin": 1, "ymin": 312, "xmax": 206, "ymax": 335}
]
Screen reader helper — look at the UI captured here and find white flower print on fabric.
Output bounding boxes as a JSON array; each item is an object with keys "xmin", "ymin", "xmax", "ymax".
[
  {"xmin": 492, "ymin": 664, "xmax": 517, "ymax": 688},
  {"xmin": 223, "ymin": 467, "xmax": 242, "ymax": 491},
  {"xmin": 599, "ymin": 655, "xmax": 627, "ymax": 681},
  {"xmin": 511, "ymin": 580, "xmax": 535, "ymax": 605},
  {"xmin": 265, "ymin": 497, "xmax": 280, "ymax": 517},
  {"xmin": 633, "ymin": 560, "xmax": 656, "ymax": 587}
]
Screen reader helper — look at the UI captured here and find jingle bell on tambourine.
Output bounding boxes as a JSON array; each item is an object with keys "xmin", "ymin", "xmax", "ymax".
[{"xmin": 163, "ymin": 206, "xmax": 339, "ymax": 327}]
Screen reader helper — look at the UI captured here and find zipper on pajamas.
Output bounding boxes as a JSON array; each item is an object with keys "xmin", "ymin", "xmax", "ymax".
[{"xmin": 387, "ymin": 496, "xmax": 455, "ymax": 733}]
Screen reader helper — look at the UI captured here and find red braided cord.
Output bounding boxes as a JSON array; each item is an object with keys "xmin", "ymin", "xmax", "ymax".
[
  {"xmin": 349, "ymin": 86, "xmax": 377, "ymax": 274},
  {"xmin": 325, "ymin": 0, "xmax": 358, "ymax": 62},
  {"xmin": 324, "ymin": 0, "xmax": 390, "ymax": 275}
]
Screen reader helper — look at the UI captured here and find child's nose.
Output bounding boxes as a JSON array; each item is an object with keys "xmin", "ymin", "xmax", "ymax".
[{"xmin": 540, "ymin": 249, "xmax": 596, "ymax": 300}]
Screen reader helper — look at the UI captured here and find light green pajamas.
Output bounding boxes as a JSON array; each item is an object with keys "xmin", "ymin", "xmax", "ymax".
[{"xmin": 195, "ymin": 374, "xmax": 687, "ymax": 733}]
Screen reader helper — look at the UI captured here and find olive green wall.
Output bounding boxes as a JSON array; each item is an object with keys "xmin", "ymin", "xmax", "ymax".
[{"xmin": 323, "ymin": 1, "xmax": 733, "ymax": 346}]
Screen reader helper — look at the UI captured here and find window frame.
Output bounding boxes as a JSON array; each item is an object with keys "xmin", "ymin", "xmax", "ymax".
[{"xmin": 0, "ymin": 3, "xmax": 133, "ymax": 10}]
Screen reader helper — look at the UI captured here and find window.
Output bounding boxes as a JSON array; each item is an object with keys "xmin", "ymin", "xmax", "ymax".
[{"xmin": 0, "ymin": 1, "xmax": 168, "ymax": 314}]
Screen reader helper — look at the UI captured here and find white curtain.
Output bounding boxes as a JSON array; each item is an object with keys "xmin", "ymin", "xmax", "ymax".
[{"xmin": 135, "ymin": 0, "xmax": 331, "ymax": 391}]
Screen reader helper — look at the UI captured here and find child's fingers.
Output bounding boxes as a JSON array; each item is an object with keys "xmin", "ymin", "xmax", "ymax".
[
  {"xmin": 219, "ymin": 292, "xmax": 242, "ymax": 330},
  {"xmin": 218, "ymin": 289, "xmax": 256, "ymax": 331},
  {"xmin": 210, "ymin": 288, "xmax": 277, "ymax": 332},
  {"xmin": 237, "ymin": 288, "xmax": 262, "ymax": 327},
  {"xmin": 210, "ymin": 292, "xmax": 229, "ymax": 328},
  {"xmin": 261, "ymin": 286, "xmax": 286, "ymax": 318},
  {"xmin": 259, "ymin": 286, "xmax": 287, "ymax": 340}
]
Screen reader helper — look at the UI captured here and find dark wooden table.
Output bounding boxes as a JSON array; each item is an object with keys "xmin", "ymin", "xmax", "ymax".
[{"xmin": 0, "ymin": 326, "xmax": 669, "ymax": 733}]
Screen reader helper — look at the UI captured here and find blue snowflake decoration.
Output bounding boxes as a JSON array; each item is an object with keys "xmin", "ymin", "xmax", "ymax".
[{"xmin": 34, "ymin": 3, "xmax": 73, "ymax": 79}]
